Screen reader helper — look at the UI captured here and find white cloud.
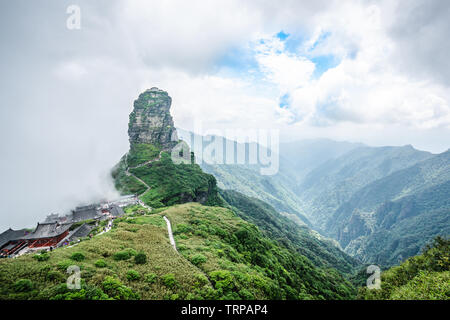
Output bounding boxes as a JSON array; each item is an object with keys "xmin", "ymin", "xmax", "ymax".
[
  {"xmin": 116, "ymin": 0, "xmax": 264, "ymax": 72},
  {"xmin": 255, "ymin": 37, "xmax": 315, "ymax": 92},
  {"xmin": 260, "ymin": 1, "xmax": 450, "ymax": 131},
  {"xmin": 54, "ymin": 61, "xmax": 88, "ymax": 80},
  {"xmin": 134, "ymin": 67, "xmax": 278, "ymax": 133}
]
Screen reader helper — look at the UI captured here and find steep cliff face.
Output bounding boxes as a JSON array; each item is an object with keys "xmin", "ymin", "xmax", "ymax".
[{"xmin": 128, "ymin": 87, "xmax": 178, "ymax": 150}]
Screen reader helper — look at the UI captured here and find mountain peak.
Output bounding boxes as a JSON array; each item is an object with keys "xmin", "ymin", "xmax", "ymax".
[{"xmin": 128, "ymin": 88, "xmax": 178, "ymax": 150}]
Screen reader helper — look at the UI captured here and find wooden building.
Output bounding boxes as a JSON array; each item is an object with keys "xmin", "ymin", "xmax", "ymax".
[
  {"xmin": 22, "ymin": 222, "xmax": 72, "ymax": 248},
  {"xmin": 0, "ymin": 228, "xmax": 29, "ymax": 257}
]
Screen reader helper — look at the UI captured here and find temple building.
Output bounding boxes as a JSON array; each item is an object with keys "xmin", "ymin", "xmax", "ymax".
[
  {"xmin": 0, "ymin": 228, "xmax": 29, "ymax": 256},
  {"xmin": 0, "ymin": 196, "xmax": 134, "ymax": 258},
  {"xmin": 22, "ymin": 222, "xmax": 72, "ymax": 248}
]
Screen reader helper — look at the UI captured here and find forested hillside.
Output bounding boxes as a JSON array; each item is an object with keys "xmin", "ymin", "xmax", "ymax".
[
  {"xmin": 184, "ymin": 132, "xmax": 448, "ymax": 269},
  {"xmin": 328, "ymin": 150, "xmax": 450, "ymax": 266},
  {"xmin": 220, "ymin": 190, "xmax": 359, "ymax": 276},
  {"xmin": 358, "ymin": 237, "xmax": 449, "ymax": 300},
  {"xmin": 177, "ymin": 129, "xmax": 311, "ymax": 225},
  {"xmin": 296, "ymin": 145, "xmax": 432, "ymax": 229}
]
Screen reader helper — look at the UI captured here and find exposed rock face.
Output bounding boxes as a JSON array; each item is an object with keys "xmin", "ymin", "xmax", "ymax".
[
  {"xmin": 128, "ymin": 87, "xmax": 178, "ymax": 150},
  {"xmin": 337, "ymin": 210, "xmax": 372, "ymax": 248},
  {"xmin": 113, "ymin": 87, "xmax": 223, "ymax": 208}
]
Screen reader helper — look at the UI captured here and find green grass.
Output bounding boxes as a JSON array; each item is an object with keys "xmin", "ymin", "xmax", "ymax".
[
  {"xmin": 111, "ymin": 156, "xmax": 147, "ymax": 195},
  {"xmin": 0, "ymin": 203, "xmax": 356, "ymax": 300},
  {"xmin": 130, "ymin": 152, "xmax": 223, "ymax": 208},
  {"xmin": 358, "ymin": 237, "xmax": 450, "ymax": 300},
  {"xmin": 0, "ymin": 211, "xmax": 207, "ymax": 300},
  {"xmin": 113, "ymin": 145, "xmax": 223, "ymax": 208},
  {"xmin": 127, "ymin": 143, "xmax": 161, "ymax": 168},
  {"xmin": 164, "ymin": 203, "xmax": 355, "ymax": 300}
]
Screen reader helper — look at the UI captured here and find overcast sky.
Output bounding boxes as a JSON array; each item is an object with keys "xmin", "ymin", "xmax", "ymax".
[{"xmin": 0, "ymin": 0, "xmax": 449, "ymax": 230}]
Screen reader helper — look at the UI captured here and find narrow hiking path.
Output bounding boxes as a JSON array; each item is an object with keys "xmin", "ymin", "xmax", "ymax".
[
  {"xmin": 127, "ymin": 151, "xmax": 163, "ymax": 169},
  {"xmin": 160, "ymin": 215, "xmax": 213, "ymax": 286},
  {"xmin": 161, "ymin": 214, "xmax": 212, "ymax": 286},
  {"xmin": 125, "ymin": 151, "xmax": 163, "ymax": 195},
  {"xmin": 97, "ymin": 219, "xmax": 113, "ymax": 236},
  {"xmin": 124, "ymin": 151, "xmax": 178, "ymax": 254},
  {"xmin": 163, "ymin": 215, "xmax": 177, "ymax": 252}
]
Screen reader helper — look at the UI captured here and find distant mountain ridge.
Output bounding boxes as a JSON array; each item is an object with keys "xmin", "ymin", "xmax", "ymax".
[
  {"xmin": 176, "ymin": 130, "xmax": 448, "ymax": 267},
  {"xmin": 296, "ymin": 145, "xmax": 433, "ymax": 230},
  {"xmin": 279, "ymin": 139, "xmax": 364, "ymax": 182},
  {"xmin": 176, "ymin": 128, "xmax": 312, "ymax": 225}
]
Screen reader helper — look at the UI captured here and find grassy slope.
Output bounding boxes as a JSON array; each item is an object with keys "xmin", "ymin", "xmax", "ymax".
[
  {"xmin": 131, "ymin": 152, "xmax": 223, "ymax": 208},
  {"xmin": 358, "ymin": 237, "xmax": 449, "ymax": 300},
  {"xmin": 0, "ymin": 203, "xmax": 356, "ymax": 300},
  {"xmin": 0, "ymin": 211, "xmax": 202, "ymax": 300},
  {"xmin": 111, "ymin": 156, "xmax": 147, "ymax": 195},
  {"xmin": 112, "ymin": 142, "xmax": 223, "ymax": 208},
  {"xmin": 163, "ymin": 203, "xmax": 355, "ymax": 299},
  {"xmin": 127, "ymin": 143, "xmax": 161, "ymax": 168}
]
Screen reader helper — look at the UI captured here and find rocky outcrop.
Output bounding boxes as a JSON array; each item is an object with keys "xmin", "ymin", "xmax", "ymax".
[
  {"xmin": 113, "ymin": 88, "xmax": 223, "ymax": 208},
  {"xmin": 128, "ymin": 87, "xmax": 178, "ymax": 150},
  {"xmin": 338, "ymin": 209, "xmax": 373, "ymax": 248}
]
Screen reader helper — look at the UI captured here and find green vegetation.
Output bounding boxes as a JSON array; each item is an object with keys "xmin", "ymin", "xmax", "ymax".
[
  {"xmin": 199, "ymin": 137, "xmax": 450, "ymax": 270},
  {"xmin": 165, "ymin": 203, "xmax": 356, "ymax": 299},
  {"xmin": 111, "ymin": 156, "xmax": 147, "ymax": 195},
  {"xmin": 299, "ymin": 145, "xmax": 432, "ymax": 229},
  {"xmin": 201, "ymin": 162, "xmax": 310, "ymax": 225},
  {"xmin": 220, "ymin": 190, "xmax": 359, "ymax": 276},
  {"xmin": 134, "ymin": 253, "xmax": 147, "ymax": 265},
  {"xmin": 127, "ymin": 270, "xmax": 141, "ymax": 281},
  {"xmin": 33, "ymin": 252, "xmax": 50, "ymax": 262},
  {"xmin": 328, "ymin": 150, "xmax": 450, "ymax": 266},
  {"xmin": 113, "ymin": 250, "xmax": 133, "ymax": 261},
  {"xmin": 132, "ymin": 89, "xmax": 168, "ymax": 113},
  {"xmin": 162, "ymin": 274, "xmax": 177, "ymax": 288},
  {"xmin": 0, "ymin": 203, "xmax": 356, "ymax": 300},
  {"xmin": 102, "ymin": 276, "xmax": 140, "ymax": 300},
  {"xmin": 70, "ymin": 252, "xmax": 85, "ymax": 262},
  {"xmin": 358, "ymin": 237, "xmax": 450, "ymax": 300},
  {"xmin": 129, "ymin": 151, "xmax": 223, "ymax": 208},
  {"xmin": 0, "ymin": 210, "xmax": 202, "ymax": 300},
  {"xmin": 124, "ymin": 205, "xmax": 150, "ymax": 216},
  {"xmin": 145, "ymin": 273, "xmax": 157, "ymax": 284},
  {"xmin": 95, "ymin": 259, "xmax": 107, "ymax": 268},
  {"xmin": 127, "ymin": 143, "xmax": 161, "ymax": 168},
  {"xmin": 190, "ymin": 254, "xmax": 207, "ymax": 266},
  {"xmin": 14, "ymin": 279, "xmax": 33, "ymax": 292},
  {"xmin": 113, "ymin": 142, "xmax": 224, "ymax": 209}
]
